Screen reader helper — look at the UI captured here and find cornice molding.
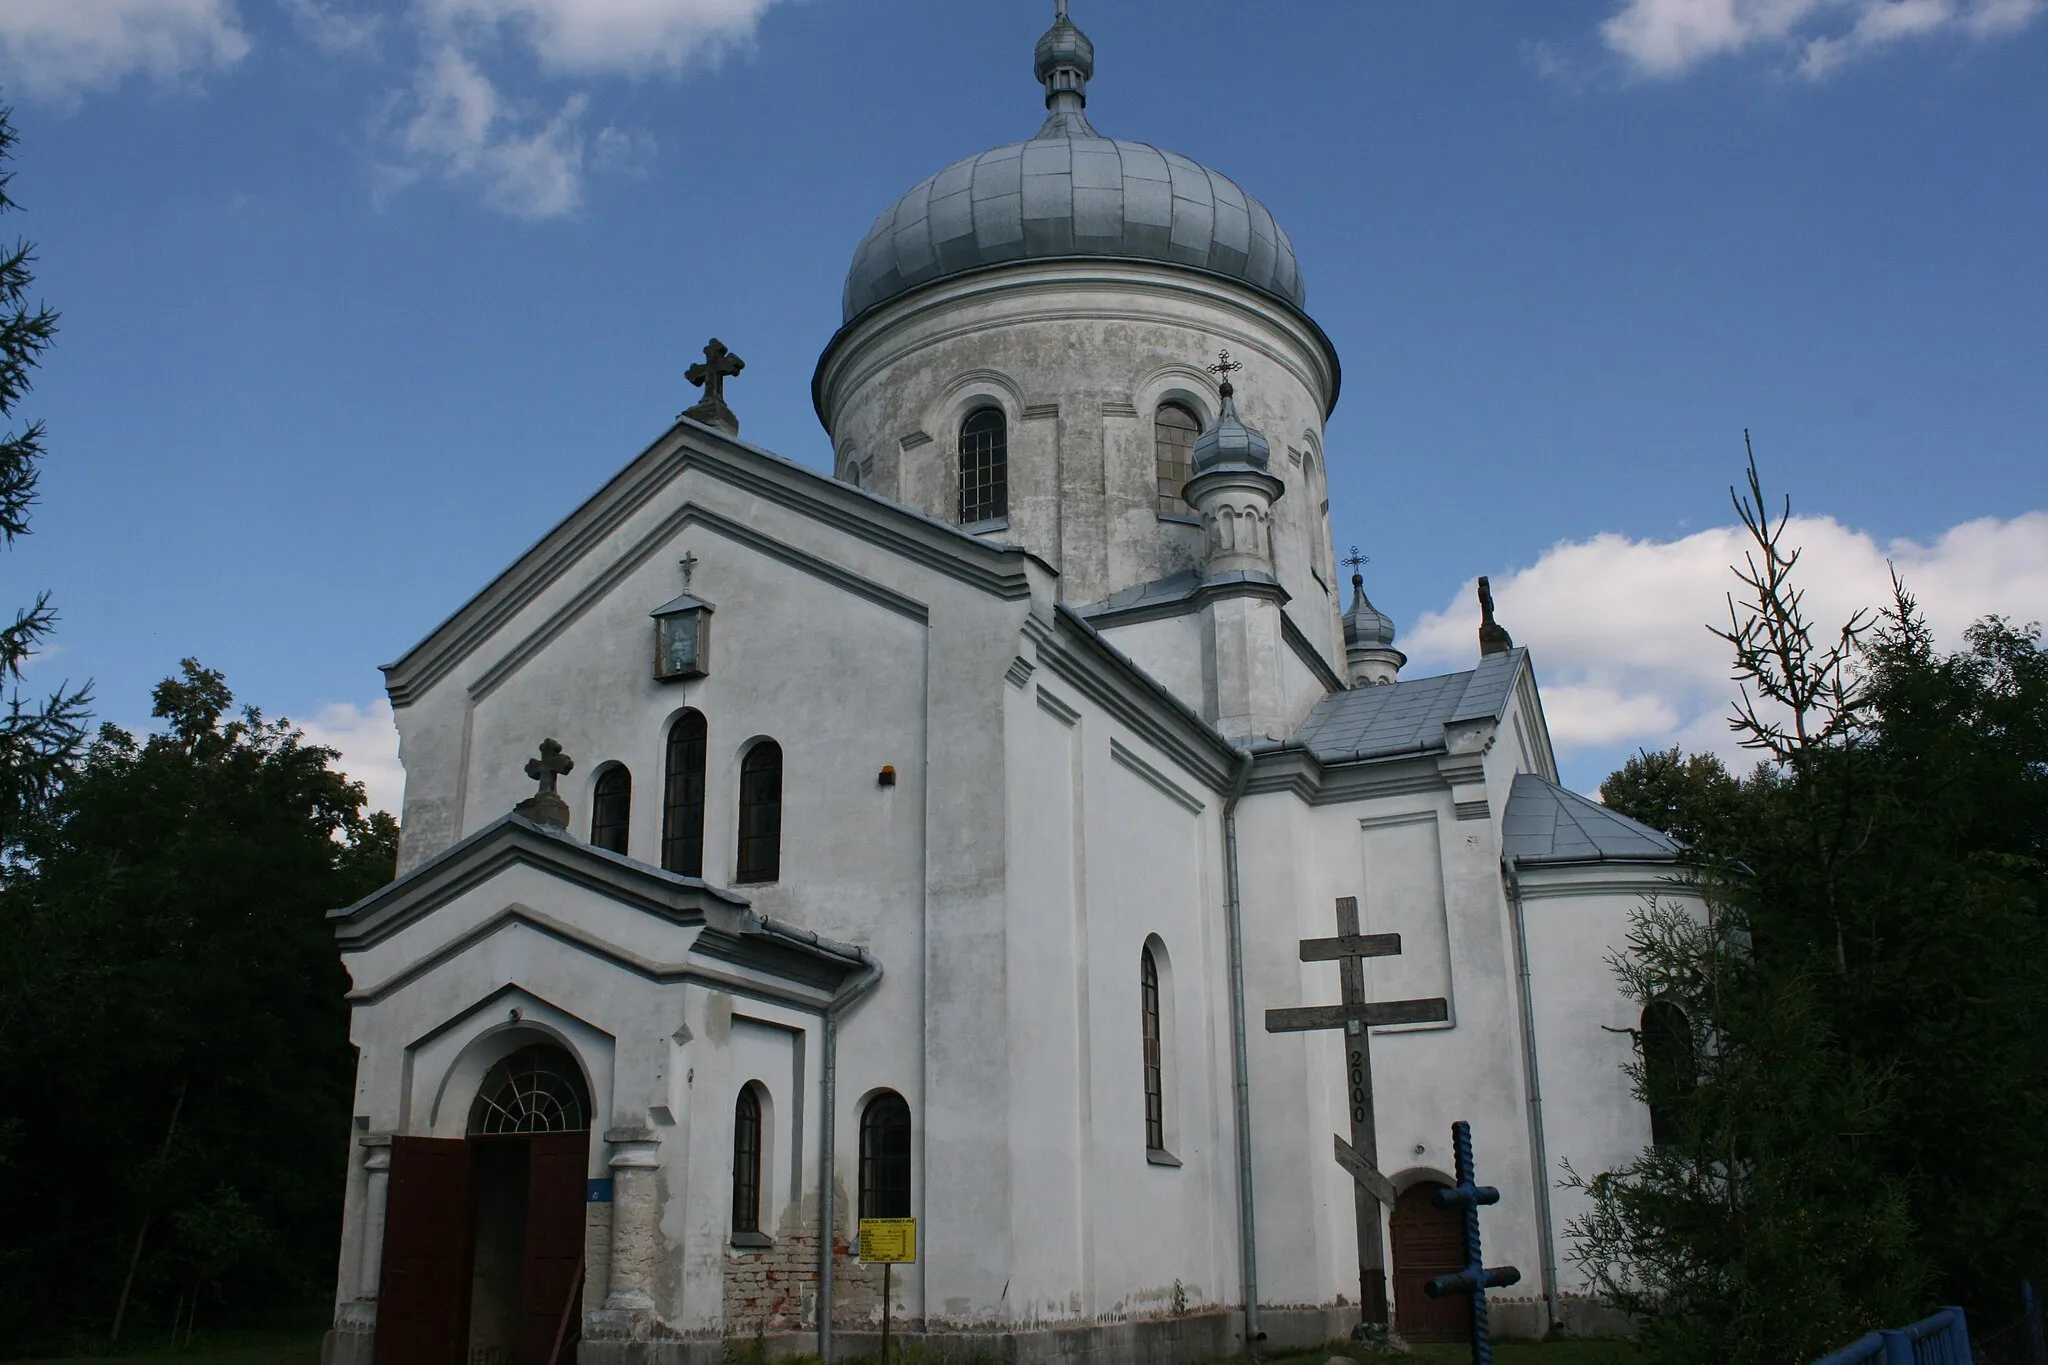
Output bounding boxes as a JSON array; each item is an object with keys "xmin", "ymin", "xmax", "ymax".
[
  {"xmin": 814, "ymin": 261, "xmax": 1342, "ymax": 428},
  {"xmin": 383, "ymin": 422, "xmax": 1033, "ymax": 708},
  {"xmin": 330, "ymin": 813, "xmax": 748, "ymax": 951},
  {"xmin": 1036, "ymin": 605, "xmax": 1241, "ymax": 793}
]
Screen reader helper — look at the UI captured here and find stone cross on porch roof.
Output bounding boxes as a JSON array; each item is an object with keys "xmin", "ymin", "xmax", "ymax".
[
  {"xmin": 515, "ymin": 738, "xmax": 574, "ymax": 829},
  {"xmin": 681, "ymin": 338, "xmax": 745, "ymax": 436}
]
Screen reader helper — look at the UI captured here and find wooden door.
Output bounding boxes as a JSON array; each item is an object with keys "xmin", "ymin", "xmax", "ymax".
[
  {"xmin": 1390, "ymin": 1180, "xmax": 1471, "ymax": 1343},
  {"xmin": 519, "ymin": 1130, "xmax": 590, "ymax": 1365},
  {"xmin": 375, "ymin": 1136, "xmax": 475, "ymax": 1365}
]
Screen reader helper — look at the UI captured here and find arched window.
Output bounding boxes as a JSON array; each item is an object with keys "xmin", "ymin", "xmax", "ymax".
[
  {"xmin": 860, "ymin": 1091, "xmax": 912, "ymax": 1219},
  {"xmin": 736, "ymin": 740, "xmax": 783, "ymax": 883},
  {"xmin": 959, "ymin": 408, "xmax": 1008, "ymax": 524},
  {"xmin": 468, "ymin": 1044, "xmax": 591, "ymax": 1135},
  {"xmin": 661, "ymin": 711, "xmax": 708, "ymax": 877},
  {"xmin": 1642, "ymin": 1000, "xmax": 1694, "ymax": 1147},
  {"xmin": 732, "ymin": 1084, "xmax": 764, "ymax": 1235},
  {"xmin": 1155, "ymin": 402, "xmax": 1200, "ymax": 516},
  {"xmin": 1141, "ymin": 943, "xmax": 1165, "ymax": 1151},
  {"xmin": 590, "ymin": 765, "xmax": 631, "ymax": 855}
]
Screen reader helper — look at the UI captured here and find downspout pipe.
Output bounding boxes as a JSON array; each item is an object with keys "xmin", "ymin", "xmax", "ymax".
[
  {"xmin": 804, "ymin": 943, "xmax": 883, "ymax": 1364},
  {"xmin": 1502, "ymin": 857, "xmax": 1561, "ymax": 1333},
  {"xmin": 1222, "ymin": 748, "xmax": 1264, "ymax": 1349}
]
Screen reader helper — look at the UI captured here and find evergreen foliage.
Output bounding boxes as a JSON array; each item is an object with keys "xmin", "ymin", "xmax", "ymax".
[
  {"xmin": 1569, "ymin": 446, "xmax": 2048, "ymax": 1362},
  {"xmin": 0, "ymin": 97, "xmax": 89, "ymax": 854},
  {"xmin": 0, "ymin": 661, "xmax": 396, "ymax": 1352}
]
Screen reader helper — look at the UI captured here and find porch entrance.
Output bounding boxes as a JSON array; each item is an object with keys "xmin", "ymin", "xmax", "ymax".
[
  {"xmin": 374, "ymin": 1045, "xmax": 592, "ymax": 1365},
  {"xmin": 1390, "ymin": 1180, "xmax": 1472, "ymax": 1343}
]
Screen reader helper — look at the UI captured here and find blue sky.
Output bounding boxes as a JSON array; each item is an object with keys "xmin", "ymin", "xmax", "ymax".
[{"xmin": 4, "ymin": 0, "xmax": 2045, "ymax": 805}]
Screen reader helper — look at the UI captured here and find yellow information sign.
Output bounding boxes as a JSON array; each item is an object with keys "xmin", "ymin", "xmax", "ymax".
[{"xmin": 857, "ymin": 1217, "xmax": 917, "ymax": 1264}]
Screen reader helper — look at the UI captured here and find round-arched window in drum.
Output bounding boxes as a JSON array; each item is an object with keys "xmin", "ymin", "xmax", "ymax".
[
  {"xmin": 1155, "ymin": 403, "xmax": 1200, "ymax": 516},
  {"xmin": 959, "ymin": 408, "xmax": 1008, "ymax": 525},
  {"xmin": 468, "ymin": 1044, "xmax": 592, "ymax": 1135}
]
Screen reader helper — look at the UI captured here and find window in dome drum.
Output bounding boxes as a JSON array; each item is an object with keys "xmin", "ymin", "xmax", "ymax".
[{"xmin": 960, "ymin": 408, "xmax": 1007, "ymax": 524}]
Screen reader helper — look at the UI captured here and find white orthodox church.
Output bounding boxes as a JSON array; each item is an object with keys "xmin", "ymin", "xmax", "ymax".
[{"xmin": 323, "ymin": 9, "xmax": 1700, "ymax": 1365}]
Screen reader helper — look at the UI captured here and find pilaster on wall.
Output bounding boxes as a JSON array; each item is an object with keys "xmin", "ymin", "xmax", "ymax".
[{"xmin": 1202, "ymin": 593, "xmax": 1290, "ymax": 743}]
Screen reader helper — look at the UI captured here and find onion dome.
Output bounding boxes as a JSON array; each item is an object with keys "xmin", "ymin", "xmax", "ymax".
[
  {"xmin": 1344, "ymin": 569, "xmax": 1406, "ymax": 686},
  {"xmin": 840, "ymin": 4, "xmax": 1306, "ymax": 324},
  {"xmin": 1191, "ymin": 360, "xmax": 1271, "ymax": 472}
]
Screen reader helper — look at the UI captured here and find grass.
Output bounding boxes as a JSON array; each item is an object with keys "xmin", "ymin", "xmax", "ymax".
[
  {"xmin": 1259, "ymin": 1338, "xmax": 1639, "ymax": 1365},
  {"xmin": 13, "ymin": 1327, "xmax": 326, "ymax": 1365}
]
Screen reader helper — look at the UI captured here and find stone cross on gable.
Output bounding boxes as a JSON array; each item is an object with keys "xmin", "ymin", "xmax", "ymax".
[
  {"xmin": 515, "ymin": 738, "xmax": 575, "ymax": 829},
  {"xmin": 681, "ymin": 338, "xmax": 746, "ymax": 436},
  {"xmin": 1266, "ymin": 896, "xmax": 1449, "ymax": 1334},
  {"xmin": 525, "ymin": 737, "xmax": 574, "ymax": 794},
  {"xmin": 678, "ymin": 551, "xmax": 698, "ymax": 589}
]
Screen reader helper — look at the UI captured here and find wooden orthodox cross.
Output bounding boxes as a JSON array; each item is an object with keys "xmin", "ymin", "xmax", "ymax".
[{"xmin": 1265, "ymin": 896, "xmax": 1449, "ymax": 1332}]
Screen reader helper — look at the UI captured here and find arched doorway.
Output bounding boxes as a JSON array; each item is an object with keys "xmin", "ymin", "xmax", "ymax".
[
  {"xmin": 376, "ymin": 1042, "xmax": 592, "ymax": 1365},
  {"xmin": 1390, "ymin": 1180, "xmax": 1471, "ymax": 1343}
]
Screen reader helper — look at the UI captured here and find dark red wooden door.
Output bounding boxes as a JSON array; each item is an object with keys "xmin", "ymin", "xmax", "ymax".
[
  {"xmin": 520, "ymin": 1130, "xmax": 590, "ymax": 1365},
  {"xmin": 375, "ymin": 1136, "xmax": 475, "ymax": 1365},
  {"xmin": 1391, "ymin": 1181, "xmax": 1472, "ymax": 1343}
]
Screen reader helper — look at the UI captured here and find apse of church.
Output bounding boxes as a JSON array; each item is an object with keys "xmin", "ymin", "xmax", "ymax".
[{"xmin": 324, "ymin": 7, "xmax": 1700, "ymax": 1364}]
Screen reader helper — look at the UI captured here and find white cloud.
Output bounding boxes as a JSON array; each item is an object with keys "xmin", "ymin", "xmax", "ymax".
[
  {"xmin": 388, "ymin": 48, "xmax": 590, "ymax": 219},
  {"xmin": 280, "ymin": 0, "xmax": 382, "ymax": 55},
  {"xmin": 296, "ymin": 698, "xmax": 404, "ymax": 818},
  {"xmin": 0, "ymin": 0, "xmax": 249, "ymax": 99},
  {"xmin": 1404, "ymin": 511, "xmax": 2048, "ymax": 766},
  {"xmin": 421, "ymin": 0, "xmax": 780, "ymax": 76},
  {"xmin": 1600, "ymin": 0, "xmax": 2046, "ymax": 78}
]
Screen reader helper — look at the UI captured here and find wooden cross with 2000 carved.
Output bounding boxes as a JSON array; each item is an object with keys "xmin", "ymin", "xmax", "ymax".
[{"xmin": 1264, "ymin": 896, "xmax": 1448, "ymax": 1333}]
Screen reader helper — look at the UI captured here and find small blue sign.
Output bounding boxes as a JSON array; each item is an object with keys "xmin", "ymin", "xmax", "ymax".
[{"xmin": 586, "ymin": 1178, "xmax": 614, "ymax": 1204}]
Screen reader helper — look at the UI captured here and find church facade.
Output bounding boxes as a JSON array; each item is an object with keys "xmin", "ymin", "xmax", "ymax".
[{"xmin": 324, "ymin": 10, "xmax": 1698, "ymax": 1364}]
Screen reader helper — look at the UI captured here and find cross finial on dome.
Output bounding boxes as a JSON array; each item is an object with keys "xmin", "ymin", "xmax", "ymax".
[
  {"xmin": 1034, "ymin": 0, "xmax": 1096, "ymax": 136},
  {"xmin": 1210, "ymin": 349, "xmax": 1243, "ymax": 399}
]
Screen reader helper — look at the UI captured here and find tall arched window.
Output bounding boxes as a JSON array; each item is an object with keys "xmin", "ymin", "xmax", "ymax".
[
  {"xmin": 1155, "ymin": 402, "xmax": 1200, "ymax": 516},
  {"xmin": 736, "ymin": 740, "xmax": 783, "ymax": 883},
  {"xmin": 590, "ymin": 765, "xmax": 631, "ymax": 855},
  {"xmin": 732, "ymin": 1084, "xmax": 764, "ymax": 1235},
  {"xmin": 959, "ymin": 408, "xmax": 1008, "ymax": 524},
  {"xmin": 1141, "ymin": 944, "xmax": 1165, "ymax": 1151},
  {"xmin": 1642, "ymin": 1000, "xmax": 1694, "ymax": 1147},
  {"xmin": 859, "ymin": 1091, "xmax": 912, "ymax": 1218},
  {"xmin": 661, "ymin": 711, "xmax": 708, "ymax": 876}
]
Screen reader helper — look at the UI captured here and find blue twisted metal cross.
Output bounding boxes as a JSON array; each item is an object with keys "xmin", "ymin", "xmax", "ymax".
[{"xmin": 1425, "ymin": 1121, "xmax": 1522, "ymax": 1365}]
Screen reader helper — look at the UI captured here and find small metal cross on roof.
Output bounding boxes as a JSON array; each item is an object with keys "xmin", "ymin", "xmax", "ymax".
[
  {"xmin": 1209, "ymin": 349, "xmax": 1243, "ymax": 398},
  {"xmin": 525, "ymin": 738, "xmax": 574, "ymax": 796},
  {"xmin": 678, "ymin": 551, "xmax": 698, "ymax": 589},
  {"xmin": 1343, "ymin": 545, "xmax": 1369, "ymax": 575}
]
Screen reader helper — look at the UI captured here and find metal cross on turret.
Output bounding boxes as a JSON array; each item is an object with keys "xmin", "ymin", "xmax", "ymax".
[
  {"xmin": 1208, "ymin": 348, "xmax": 1243, "ymax": 396},
  {"xmin": 682, "ymin": 338, "xmax": 745, "ymax": 436},
  {"xmin": 1424, "ymin": 1120, "xmax": 1523, "ymax": 1365},
  {"xmin": 1266, "ymin": 897, "xmax": 1449, "ymax": 1333},
  {"xmin": 1343, "ymin": 545, "xmax": 1369, "ymax": 577}
]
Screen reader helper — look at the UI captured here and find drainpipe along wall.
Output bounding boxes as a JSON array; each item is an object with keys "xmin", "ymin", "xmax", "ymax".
[
  {"xmin": 1501, "ymin": 858, "xmax": 1561, "ymax": 1332},
  {"xmin": 1222, "ymin": 750, "xmax": 1264, "ymax": 1347}
]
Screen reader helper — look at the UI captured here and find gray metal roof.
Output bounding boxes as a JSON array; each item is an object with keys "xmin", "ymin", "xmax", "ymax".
[
  {"xmin": 1501, "ymin": 772, "xmax": 1684, "ymax": 866},
  {"xmin": 1288, "ymin": 649, "xmax": 1527, "ymax": 762},
  {"xmin": 841, "ymin": 132, "xmax": 1306, "ymax": 322}
]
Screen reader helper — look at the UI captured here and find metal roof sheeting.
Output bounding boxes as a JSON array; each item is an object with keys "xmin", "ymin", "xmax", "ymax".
[
  {"xmin": 1288, "ymin": 649, "xmax": 1527, "ymax": 762},
  {"xmin": 842, "ymin": 132, "xmax": 1306, "ymax": 323},
  {"xmin": 1500, "ymin": 772, "xmax": 1684, "ymax": 865}
]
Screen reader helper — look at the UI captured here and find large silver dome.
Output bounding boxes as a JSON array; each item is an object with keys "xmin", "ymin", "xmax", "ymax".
[{"xmin": 839, "ymin": 8, "xmax": 1306, "ymax": 324}]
